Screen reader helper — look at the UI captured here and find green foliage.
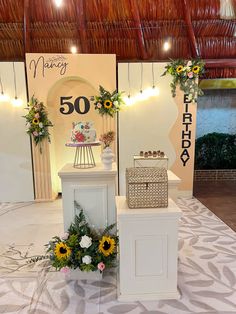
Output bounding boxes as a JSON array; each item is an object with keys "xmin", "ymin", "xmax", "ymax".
[
  {"xmin": 195, "ymin": 133, "xmax": 236, "ymax": 169},
  {"xmin": 162, "ymin": 58, "xmax": 205, "ymax": 102},
  {"xmin": 92, "ymin": 85, "xmax": 124, "ymax": 117},
  {"xmin": 23, "ymin": 96, "xmax": 53, "ymax": 150}
]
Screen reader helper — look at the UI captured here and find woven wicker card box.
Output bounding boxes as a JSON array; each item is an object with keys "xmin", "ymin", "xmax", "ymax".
[{"xmin": 126, "ymin": 167, "xmax": 168, "ymax": 208}]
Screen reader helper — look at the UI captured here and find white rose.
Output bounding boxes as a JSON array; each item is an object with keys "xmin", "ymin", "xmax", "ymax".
[
  {"xmin": 82, "ymin": 255, "xmax": 92, "ymax": 264},
  {"xmin": 39, "ymin": 122, "xmax": 43, "ymax": 128},
  {"xmin": 79, "ymin": 235, "xmax": 92, "ymax": 248},
  {"xmin": 187, "ymin": 60, "xmax": 192, "ymax": 67},
  {"xmin": 113, "ymin": 100, "xmax": 118, "ymax": 107}
]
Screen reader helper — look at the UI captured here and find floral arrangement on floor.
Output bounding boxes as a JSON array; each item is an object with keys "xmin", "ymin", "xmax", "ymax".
[
  {"xmin": 99, "ymin": 131, "xmax": 115, "ymax": 149},
  {"xmin": 161, "ymin": 59, "xmax": 205, "ymax": 102},
  {"xmin": 92, "ymin": 85, "xmax": 124, "ymax": 117},
  {"xmin": 45, "ymin": 202, "xmax": 118, "ymax": 273},
  {"xmin": 23, "ymin": 96, "xmax": 53, "ymax": 151}
]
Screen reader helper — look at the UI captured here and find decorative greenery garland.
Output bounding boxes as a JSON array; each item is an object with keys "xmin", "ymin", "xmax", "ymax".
[
  {"xmin": 162, "ymin": 59, "xmax": 205, "ymax": 102},
  {"xmin": 23, "ymin": 96, "xmax": 53, "ymax": 151},
  {"xmin": 92, "ymin": 85, "xmax": 124, "ymax": 117}
]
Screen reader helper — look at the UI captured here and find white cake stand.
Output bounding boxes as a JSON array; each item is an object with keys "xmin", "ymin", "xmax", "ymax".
[{"xmin": 65, "ymin": 141, "xmax": 101, "ymax": 169}]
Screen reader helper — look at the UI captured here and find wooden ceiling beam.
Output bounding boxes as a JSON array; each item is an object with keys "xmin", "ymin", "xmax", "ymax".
[
  {"xmin": 74, "ymin": 0, "xmax": 88, "ymax": 53},
  {"xmin": 205, "ymin": 59, "xmax": 236, "ymax": 68},
  {"xmin": 24, "ymin": 0, "xmax": 30, "ymax": 53},
  {"xmin": 182, "ymin": 0, "xmax": 199, "ymax": 58},
  {"xmin": 130, "ymin": 0, "xmax": 147, "ymax": 60}
]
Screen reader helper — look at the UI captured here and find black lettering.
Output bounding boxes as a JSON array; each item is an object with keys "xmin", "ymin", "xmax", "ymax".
[
  {"xmin": 74, "ymin": 96, "xmax": 90, "ymax": 114},
  {"xmin": 182, "ymin": 140, "xmax": 191, "ymax": 149},
  {"xmin": 180, "ymin": 149, "xmax": 190, "ymax": 166},
  {"xmin": 29, "ymin": 56, "xmax": 45, "ymax": 78},
  {"xmin": 184, "ymin": 94, "xmax": 192, "ymax": 103},
  {"xmin": 183, "ymin": 113, "xmax": 192, "ymax": 123},
  {"xmin": 182, "ymin": 130, "xmax": 191, "ymax": 140}
]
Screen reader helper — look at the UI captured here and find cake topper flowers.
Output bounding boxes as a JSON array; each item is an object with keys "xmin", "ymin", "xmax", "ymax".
[
  {"xmin": 162, "ymin": 59, "xmax": 205, "ymax": 102},
  {"xmin": 23, "ymin": 96, "xmax": 53, "ymax": 152},
  {"xmin": 92, "ymin": 85, "xmax": 124, "ymax": 117}
]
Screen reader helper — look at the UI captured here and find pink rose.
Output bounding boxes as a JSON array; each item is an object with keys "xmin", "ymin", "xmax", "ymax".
[
  {"xmin": 33, "ymin": 131, "xmax": 38, "ymax": 136},
  {"xmin": 60, "ymin": 266, "xmax": 70, "ymax": 274},
  {"xmin": 34, "ymin": 113, "xmax": 39, "ymax": 119},
  {"xmin": 61, "ymin": 232, "xmax": 69, "ymax": 240},
  {"xmin": 96, "ymin": 103, "xmax": 102, "ymax": 109},
  {"xmin": 187, "ymin": 72, "xmax": 193, "ymax": 78},
  {"xmin": 97, "ymin": 262, "xmax": 105, "ymax": 272}
]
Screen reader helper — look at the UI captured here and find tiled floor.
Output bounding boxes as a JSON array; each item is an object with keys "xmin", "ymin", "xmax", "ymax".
[{"xmin": 193, "ymin": 180, "xmax": 236, "ymax": 232}]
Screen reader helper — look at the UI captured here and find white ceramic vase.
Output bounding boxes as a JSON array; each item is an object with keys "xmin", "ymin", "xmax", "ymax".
[{"xmin": 101, "ymin": 146, "xmax": 114, "ymax": 170}]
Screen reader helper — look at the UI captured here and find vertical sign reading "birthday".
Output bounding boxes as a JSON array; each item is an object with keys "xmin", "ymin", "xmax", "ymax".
[{"xmin": 181, "ymin": 95, "xmax": 193, "ymax": 166}]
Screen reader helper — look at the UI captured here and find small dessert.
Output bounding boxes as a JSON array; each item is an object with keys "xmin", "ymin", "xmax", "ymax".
[
  {"xmin": 140, "ymin": 151, "xmax": 144, "ymax": 157},
  {"xmin": 144, "ymin": 151, "xmax": 149, "ymax": 158},
  {"xmin": 148, "ymin": 151, "xmax": 152, "ymax": 156},
  {"xmin": 153, "ymin": 151, "xmax": 157, "ymax": 157},
  {"xmin": 160, "ymin": 151, "xmax": 165, "ymax": 157}
]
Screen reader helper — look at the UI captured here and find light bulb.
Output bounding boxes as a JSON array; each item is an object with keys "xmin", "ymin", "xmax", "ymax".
[
  {"xmin": 0, "ymin": 92, "xmax": 9, "ymax": 102},
  {"xmin": 55, "ymin": 0, "xmax": 63, "ymax": 7},
  {"xmin": 137, "ymin": 90, "xmax": 149, "ymax": 101},
  {"xmin": 124, "ymin": 95, "xmax": 135, "ymax": 106},
  {"xmin": 163, "ymin": 41, "xmax": 170, "ymax": 51},
  {"xmin": 71, "ymin": 46, "xmax": 77, "ymax": 54},
  {"xmin": 11, "ymin": 97, "xmax": 23, "ymax": 107}
]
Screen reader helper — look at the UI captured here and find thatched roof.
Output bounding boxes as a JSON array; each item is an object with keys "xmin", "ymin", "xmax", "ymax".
[{"xmin": 0, "ymin": 0, "xmax": 235, "ymax": 78}]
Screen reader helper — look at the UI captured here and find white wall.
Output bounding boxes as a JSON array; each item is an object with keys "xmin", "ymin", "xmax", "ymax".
[
  {"xmin": 118, "ymin": 63, "xmax": 178, "ymax": 195},
  {"xmin": 0, "ymin": 62, "xmax": 34, "ymax": 202},
  {"xmin": 197, "ymin": 90, "xmax": 236, "ymax": 138}
]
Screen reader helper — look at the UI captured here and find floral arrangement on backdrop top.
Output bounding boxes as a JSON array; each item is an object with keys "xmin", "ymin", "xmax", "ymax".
[
  {"xmin": 23, "ymin": 96, "xmax": 53, "ymax": 151},
  {"xmin": 42, "ymin": 202, "xmax": 118, "ymax": 274},
  {"xmin": 92, "ymin": 85, "xmax": 124, "ymax": 117},
  {"xmin": 162, "ymin": 59, "xmax": 205, "ymax": 102}
]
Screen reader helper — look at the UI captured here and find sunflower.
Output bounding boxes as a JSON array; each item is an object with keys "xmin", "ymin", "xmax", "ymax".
[
  {"xmin": 32, "ymin": 118, "xmax": 39, "ymax": 125},
  {"xmin": 192, "ymin": 65, "xmax": 200, "ymax": 74},
  {"xmin": 176, "ymin": 65, "xmax": 184, "ymax": 73},
  {"xmin": 104, "ymin": 100, "xmax": 113, "ymax": 109},
  {"xmin": 54, "ymin": 242, "xmax": 71, "ymax": 260},
  {"xmin": 99, "ymin": 236, "xmax": 116, "ymax": 256}
]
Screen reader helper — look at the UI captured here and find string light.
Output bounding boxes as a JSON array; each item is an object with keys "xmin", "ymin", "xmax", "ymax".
[
  {"xmin": 11, "ymin": 62, "xmax": 23, "ymax": 107},
  {"xmin": 71, "ymin": 46, "xmax": 77, "ymax": 54},
  {"xmin": 55, "ymin": 0, "xmax": 63, "ymax": 7},
  {"xmin": 163, "ymin": 41, "xmax": 170, "ymax": 51},
  {"xmin": 0, "ymin": 73, "xmax": 9, "ymax": 102}
]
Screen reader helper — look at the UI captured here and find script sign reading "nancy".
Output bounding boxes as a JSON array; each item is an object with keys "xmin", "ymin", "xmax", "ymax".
[{"xmin": 29, "ymin": 55, "xmax": 68, "ymax": 78}]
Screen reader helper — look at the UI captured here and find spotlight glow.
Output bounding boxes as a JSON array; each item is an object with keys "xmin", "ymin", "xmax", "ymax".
[
  {"xmin": 124, "ymin": 96, "xmax": 135, "ymax": 106},
  {"xmin": 136, "ymin": 90, "xmax": 149, "ymax": 101},
  {"xmin": 0, "ymin": 93, "xmax": 9, "ymax": 102},
  {"xmin": 71, "ymin": 46, "xmax": 77, "ymax": 54},
  {"xmin": 11, "ymin": 97, "xmax": 23, "ymax": 107},
  {"xmin": 163, "ymin": 41, "xmax": 170, "ymax": 51},
  {"xmin": 55, "ymin": 0, "xmax": 63, "ymax": 7}
]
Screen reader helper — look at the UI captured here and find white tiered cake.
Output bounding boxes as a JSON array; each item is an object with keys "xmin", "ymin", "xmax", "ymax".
[{"xmin": 71, "ymin": 122, "xmax": 96, "ymax": 143}]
